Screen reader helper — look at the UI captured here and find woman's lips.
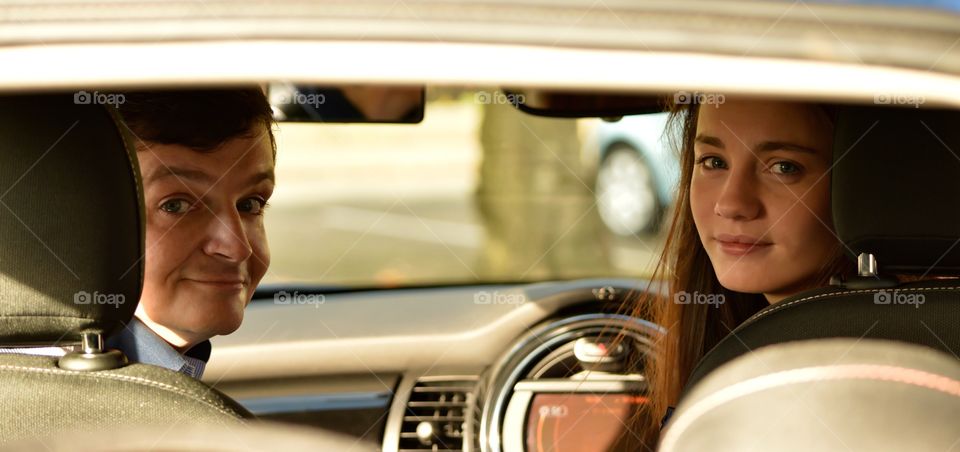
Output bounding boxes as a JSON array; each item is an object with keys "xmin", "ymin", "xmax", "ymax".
[{"xmin": 714, "ymin": 234, "xmax": 773, "ymax": 256}]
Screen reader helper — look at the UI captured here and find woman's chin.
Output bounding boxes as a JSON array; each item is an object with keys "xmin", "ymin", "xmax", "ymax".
[{"xmin": 715, "ymin": 270, "xmax": 776, "ymax": 295}]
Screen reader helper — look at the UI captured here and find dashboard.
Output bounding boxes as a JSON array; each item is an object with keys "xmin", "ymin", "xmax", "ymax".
[{"xmin": 204, "ymin": 278, "xmax": 662, "ymax": 451}]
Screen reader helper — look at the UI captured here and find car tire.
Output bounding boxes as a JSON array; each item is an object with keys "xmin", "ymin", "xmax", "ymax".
[{"xmin": 596, "ymin": 144, "xmax": 662, "ymax": 236}]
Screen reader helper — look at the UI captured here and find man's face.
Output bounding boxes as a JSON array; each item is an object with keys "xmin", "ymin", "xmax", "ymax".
[{"xmin": 135, "ymin": 128, "xmax": 274, "ymax": 349}]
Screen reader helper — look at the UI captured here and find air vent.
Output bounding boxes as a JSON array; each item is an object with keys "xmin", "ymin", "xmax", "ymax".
[{"xmin": 399, "ymin": 378, "xmax": 477, "ymax": 452}]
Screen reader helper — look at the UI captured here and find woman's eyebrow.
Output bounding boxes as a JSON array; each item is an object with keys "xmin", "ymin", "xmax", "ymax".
[
  {"xmin": 754, "ymin": 141, "xmax": 821, "ymax": 154},
  {"xmin": 695, "ymin": 134, "xmax": 821, "ymax": 155},
  {"xmin": 694, "ymin": 134, "xmax": 724, "ymax": 149}
]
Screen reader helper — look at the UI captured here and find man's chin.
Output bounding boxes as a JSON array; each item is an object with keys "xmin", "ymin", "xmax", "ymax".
[
  {"xmin": 179, "ymin": 317, "xmax": 243, "ymax": 344},
  {"xmin": 174, "ymin": 304, "xmax": 246, "ymax": 343}
]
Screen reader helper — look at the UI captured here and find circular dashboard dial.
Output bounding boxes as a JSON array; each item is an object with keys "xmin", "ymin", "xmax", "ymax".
[{"xmin": 479, "ymin": 313, "xmax": 663, "ymax": 452}]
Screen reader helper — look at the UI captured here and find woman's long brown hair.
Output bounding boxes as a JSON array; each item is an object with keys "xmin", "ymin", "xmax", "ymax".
[{"xmin": 619, "ymin": 99, "xmax": 853, "ymax": 448}]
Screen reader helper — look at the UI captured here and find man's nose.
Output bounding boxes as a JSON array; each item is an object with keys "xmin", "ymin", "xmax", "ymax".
[
  {"xmin": 203, "ymin": 209, "xmax": 253, "ymax": 262},
  {"xmin": 714, "ymin": 168, "xmax": 762, "ymax": 220}
]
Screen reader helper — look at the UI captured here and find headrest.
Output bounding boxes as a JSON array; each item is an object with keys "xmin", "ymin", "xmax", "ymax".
[
  {"xmin": 833, "ymin": 105, "xmax": 960, "ymax": 274},
  {"xmin": 661, "ymin": 339, "xmax": 960, "ymax": 451},
  {"xmin": 0, "ymin": 94, "xmax": 143, "ymax": 344}
]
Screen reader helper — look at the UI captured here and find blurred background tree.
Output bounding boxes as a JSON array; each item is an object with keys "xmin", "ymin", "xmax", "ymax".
[{"xmin": 475, "ymin": 95, "xmax": 613, "ymax": 281}]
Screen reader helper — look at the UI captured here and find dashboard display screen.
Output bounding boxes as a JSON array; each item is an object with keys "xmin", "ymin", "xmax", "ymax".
[{"xmin": 525, "ymin": 393, "xmax": 647, "ymax": 452}]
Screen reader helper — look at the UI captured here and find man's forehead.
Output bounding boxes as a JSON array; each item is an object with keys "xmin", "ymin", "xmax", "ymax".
[
  {"xmin": 144, "ymin": 163, "xmax": 274, "ymax": 186},
  {"xmin": 139, "ymin": 135, "xmax": 275, "ymax": 187},
  {"xmin": 141, "ymin": 156, "xmax": 274, "ymax": 191}
]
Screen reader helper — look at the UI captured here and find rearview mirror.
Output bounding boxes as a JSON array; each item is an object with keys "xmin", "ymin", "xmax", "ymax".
[
  {"xmin": 268, "ymin": 83, "xmax": 425, "ymax": 123},
  {"xmin": 507, "ymin": 89, "xmax": 664, "ymax": 118}
]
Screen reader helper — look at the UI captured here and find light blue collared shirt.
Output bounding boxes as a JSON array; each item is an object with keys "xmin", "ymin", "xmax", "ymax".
[{"xmin": 106, "ymin": 318, "xmax": 211, "ymax": 379}]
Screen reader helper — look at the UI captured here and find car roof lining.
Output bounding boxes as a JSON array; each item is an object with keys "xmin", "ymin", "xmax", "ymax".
[{"xmin": 2, "ymin": 41, "xmax": 959, "ymax": 108}]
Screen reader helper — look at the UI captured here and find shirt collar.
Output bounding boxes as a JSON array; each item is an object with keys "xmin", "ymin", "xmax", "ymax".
[{"xmin": 105, "ymin": 317, "xmax": 211, "ymax": 379}]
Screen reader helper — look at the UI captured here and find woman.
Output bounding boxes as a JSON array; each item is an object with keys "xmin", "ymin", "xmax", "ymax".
[{"xmin": 624, "ymin": 97, "xmax": 854, "ymax": 446}]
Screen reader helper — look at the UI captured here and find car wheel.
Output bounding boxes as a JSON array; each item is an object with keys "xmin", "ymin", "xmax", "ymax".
[{"xmin": 596, "ymin": 145, "xmax": 661, "ymax": 236}]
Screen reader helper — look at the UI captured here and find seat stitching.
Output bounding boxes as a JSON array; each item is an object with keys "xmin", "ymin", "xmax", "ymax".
[
  {"xmin": 0, "ymin": 364, "xmax": 242, "ymax": 418},
  {"xmin": 744, "ymin": 286, "xmax": 960, "ymax": 327}
]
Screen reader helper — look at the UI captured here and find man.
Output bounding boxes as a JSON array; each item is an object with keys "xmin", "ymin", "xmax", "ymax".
[{"xmin": 107, "ymin": 89, "xmax": 276, "ymax": 379}]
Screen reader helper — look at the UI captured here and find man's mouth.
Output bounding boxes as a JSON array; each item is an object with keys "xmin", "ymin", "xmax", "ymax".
[{"xmin": 184, "ymin": 277, "xmax": 246, "ymax": 289}]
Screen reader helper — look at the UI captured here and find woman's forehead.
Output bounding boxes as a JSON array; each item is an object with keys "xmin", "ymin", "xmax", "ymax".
[{"xmin": 695, "ymin": 100, "xmax": 834, "ymax": 151}]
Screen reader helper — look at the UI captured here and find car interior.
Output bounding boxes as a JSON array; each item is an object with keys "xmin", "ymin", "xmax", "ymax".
[
  {"xmin": 1, "ymin": 87, "xmax": 958, "ymax": 452},
  {"xmin": 0, "ymin": 1, "xmax": 959, "ymax": 451}
]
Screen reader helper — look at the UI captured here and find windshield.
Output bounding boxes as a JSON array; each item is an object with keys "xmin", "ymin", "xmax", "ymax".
[{"xmin": 262, "ymin": 88, "xmax": 673, "ymax": 288}]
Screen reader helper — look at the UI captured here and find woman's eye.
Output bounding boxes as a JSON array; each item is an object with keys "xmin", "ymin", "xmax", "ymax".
[
  {"xmin": 698, "ymin": 156, "xmax": 727, "ymax": 170},
  {"xmin": 238, "ymin": 197, "xmax": 267, "ymax": 215},
  {"xmin": 770, "ymin": 161, "xmax": 801, "ymax": 175},
  {"xmin": 159, "ymin": 199, "xmax": 192, "ymax": 214}
]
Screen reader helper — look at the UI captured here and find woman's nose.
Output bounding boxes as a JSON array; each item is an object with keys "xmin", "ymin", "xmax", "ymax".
[{"xmin": 714, "ymin": 170, "xmax": 762, "ymax": 220}]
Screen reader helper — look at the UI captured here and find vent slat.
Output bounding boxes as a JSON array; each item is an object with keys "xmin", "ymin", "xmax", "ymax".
[
  {"xmin": 404, "ymin": 416, "xmax": 466, "ymax": 422},
  {"xmin": 398, "ymin": 379, "xmax": 477, "ymax": 452},
  {"xmin": 413, "ymin": 386, "xmax": 475, "ymax": 393},
  {"xmin": 407, "ymin": 401, "xmax": 468, "ymax": 408}
]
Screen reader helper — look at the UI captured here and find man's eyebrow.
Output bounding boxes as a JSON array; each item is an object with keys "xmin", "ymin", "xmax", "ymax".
[
  {"xmin": 146, "ymin": 166, "xmax": 215, "ymax": 185},
  {"xmin": 246, "ymin": 169, "xmax": 275, "ymax": 186},
  {"xmin": 695, "ymin": 134, "xmax": 821, "ymax": 154}
]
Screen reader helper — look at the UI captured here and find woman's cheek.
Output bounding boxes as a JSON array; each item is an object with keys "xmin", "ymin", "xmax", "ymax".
[{"xmin": 689, "ymin": 180, "xmax": 715, "ymax": 233}]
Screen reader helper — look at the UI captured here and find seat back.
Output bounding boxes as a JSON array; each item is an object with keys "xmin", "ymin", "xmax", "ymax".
[{"xmin": 662, "ymin": 339, "xmax": 960, "ymax": 451}]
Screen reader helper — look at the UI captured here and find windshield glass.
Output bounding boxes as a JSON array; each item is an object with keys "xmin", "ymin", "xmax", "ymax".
[{"xmin": 262, "ymin": 88, "xmax": 674, "ymax": 288}]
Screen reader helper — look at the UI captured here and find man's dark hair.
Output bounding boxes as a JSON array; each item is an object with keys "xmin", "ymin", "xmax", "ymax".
[{"xmin": 116, "ymin": 88, "xmax": 276, "ymax": 155}]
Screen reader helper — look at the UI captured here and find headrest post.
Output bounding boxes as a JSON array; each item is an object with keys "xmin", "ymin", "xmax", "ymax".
[
  {"xmin": 58, "ymin": 332, "xmax": 127, "ymax": 372},
  {"xmin": 80, "ymin": 332, "xmax": 102, "ymax": 354},
  {"xmin": 858, "ymin": 253, "xmax": 878, "ymax": 277},
  {"xmin": 831, "ymin": 252, "xmax": 898, "ymax": 290}
]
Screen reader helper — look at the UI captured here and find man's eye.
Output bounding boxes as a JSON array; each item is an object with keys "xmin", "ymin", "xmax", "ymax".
[
  {"xmin": 160, "ymin": 199, "xmax": 192, "ymax": 214},
  {"xmin": 771, "ymin": 161, "xmax": 802, "ymax": 175},
  {"xmin": 238, "ymin": 197, "xmax": 267, "ymax": 215}
]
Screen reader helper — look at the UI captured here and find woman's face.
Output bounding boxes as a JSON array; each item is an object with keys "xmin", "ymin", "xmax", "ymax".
[{"xmin": 690, "ymin": 100, "xmax": 838, "ymax": 303}]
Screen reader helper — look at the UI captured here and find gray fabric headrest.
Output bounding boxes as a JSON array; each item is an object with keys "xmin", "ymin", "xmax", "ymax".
[{"xmin": 0, "ymin": 94, "xmax": 143, "ymax": 344}]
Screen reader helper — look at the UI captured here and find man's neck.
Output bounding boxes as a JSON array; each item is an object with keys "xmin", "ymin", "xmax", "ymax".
[{"xmin": 132, "ymin": 311, "xmax": 198, "ymax": 353}]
